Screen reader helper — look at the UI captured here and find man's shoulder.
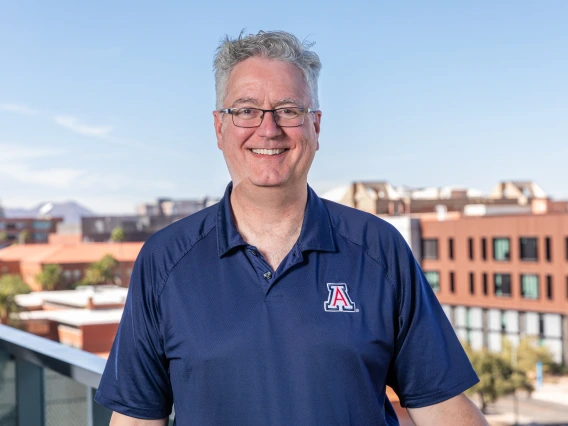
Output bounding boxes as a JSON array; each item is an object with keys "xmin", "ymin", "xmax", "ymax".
[
  {"xmin": 320, "ymin": 198, "xmax": 409, "ymax": 259},
  {"xmin": 139, "ymin": 202, "xmax": 219, "ymax": 262}
]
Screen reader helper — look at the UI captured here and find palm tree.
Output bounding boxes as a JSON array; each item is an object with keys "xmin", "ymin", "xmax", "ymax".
[
  {"xmin": 81, "ymin": 254, "xmax": 119, "ymax": 286},
  {"xmin": 36, "ymin": 264, "xmax": 64, "ymax": 291},
  {"xmin": 0, "ymin": 275, "xmax": 31, "ymax": 324},
  {"xmin": 110, "ymin": 227, "xmax": 125, "ymax": 242}
]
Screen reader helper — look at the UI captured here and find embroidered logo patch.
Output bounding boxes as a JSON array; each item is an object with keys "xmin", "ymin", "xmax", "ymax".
[{"xmin": 324, "ymin": 283, "xmax": 358, "ymax": 312}]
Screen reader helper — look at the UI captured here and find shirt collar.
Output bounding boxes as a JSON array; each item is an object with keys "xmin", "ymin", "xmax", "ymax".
[{"xmin": 217, "ymin": 182, "xmax": 336, "ymax": 257}]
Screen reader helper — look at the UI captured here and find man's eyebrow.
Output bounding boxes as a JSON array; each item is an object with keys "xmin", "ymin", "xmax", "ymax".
[
  {"xmin": 232, "ymin": 98, "xmax": 260, "ymax": 107},
  {"xmin": 274, "ymin": 98, "xmax": 302, "ymax": 107}
]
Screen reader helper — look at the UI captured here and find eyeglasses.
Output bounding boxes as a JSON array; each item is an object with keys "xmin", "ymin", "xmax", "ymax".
[{"xmin": 219, "ymin": 107, "xmax": 318, "ymax": 128}]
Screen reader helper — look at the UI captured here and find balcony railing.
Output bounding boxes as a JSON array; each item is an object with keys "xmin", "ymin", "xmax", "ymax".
[{"xmin": 0, "ymin": 323, "xmax": 111, "ymax": 426}]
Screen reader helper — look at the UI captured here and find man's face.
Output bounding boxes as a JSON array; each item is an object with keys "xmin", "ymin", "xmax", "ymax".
[{"xmin": 214, "ymin": 57, "xmax": 321, "ymax": 191}]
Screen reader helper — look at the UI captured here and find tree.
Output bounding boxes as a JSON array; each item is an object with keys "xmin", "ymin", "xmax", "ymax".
[
  {"xmin": 110, "ymin": 227, "xmax": 125, "ymax": 242},
  {"xmin": 81, "ymin": 254, "xmax": 118, "ymax": 286},
  {"xmin": 0, "ymin": 275, "xmax": 31, "ymax": 324},
  {"xmin": 501, "ymin": 336, "xmax": 561, "ymax": 375},
  {"xmin": 18, "ymin": 230, "xmax": 29, "ymax": 245},
  {"xmin": 36, "ymin": 264, "xmax": 63, "ymax": 291},
  {"xmin": 464, "ymin": 344, "xmax": 533, "ymax": 413}
]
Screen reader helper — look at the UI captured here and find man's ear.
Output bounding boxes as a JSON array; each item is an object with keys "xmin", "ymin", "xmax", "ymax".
[
  {"xmin": 213, "ymin": 111, "xmax": 224, "ymax": 150},
  {"xmin": 313, "ymin": 111, "xmax": 322, "ymax": 150}
]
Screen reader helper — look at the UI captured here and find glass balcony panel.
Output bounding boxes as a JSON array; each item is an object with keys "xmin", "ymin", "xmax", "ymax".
[
  {"xmin": 45, "ymin": 369, "xmax": 87, "ymax": 426},
  {"xmin": 0, "ymin": 351, "xmax": 16, "ymax": 426}
]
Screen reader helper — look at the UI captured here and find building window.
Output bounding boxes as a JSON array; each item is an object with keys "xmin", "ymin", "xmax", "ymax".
[
  {"xmin": 493, "ymin": 238, "xmax": 510, "ymax": 261},
  {"xmin": 545, "ymin": 237, "xmax": 551, "ymax": 262},
  {"xmin": 424, "ymin": 271, "xmax": 440, "ymax": 292},
  {"xmin": 448, "ymin": 238, "xmax": 454, "ymax": 260},
  {"xmin": 63, "ymin": 270, "xmax": 72, "ymax": 281},
  {"xmin": 546, "ymin": 275, "xmax": 553, "ymax": 300},
  {"xmin": 73, "ymin": 270, "xmax": 82, "ymax": 280},
  {"xmin": 565, "ymin": 237, "xmax": 568, "ymax": 260},
  {"xmin": 33, "ymin": 233, "xmax": 48, "ymax": 242},
  {"xmin": 481, "ymin": 238, "xmax": 487, "ymax": 261},
  {"xmin": 32, "ymin": 221, "xmax": 52, "ymax": 230},
  {"xmin": 494, "ymin": 273, "xmax": 511, "ymax": 297},
  {"xmin": 521, "ymin": 274, "xmax": 539, "ymax": 299},
  {"xmin": 468, "ymin": 238, "xmax": 474, "ymax": 260},
  {"xmin": 450, "ymin": 271, "xmax": 455, "ymax": 293},
  {"xmin": 520, "ymin": 237, "xmax": 538, "ymax": 261},
  {"xmin": 422, "ymin": 239, "xmax": 439, "ymax": 260},
  {"xmin": 469, "ymin": 272, "xmax": 475, "ymax": 295},
  {"xmin": 483, "ymin": 273, "xmax": 488, "ymax": 295}
]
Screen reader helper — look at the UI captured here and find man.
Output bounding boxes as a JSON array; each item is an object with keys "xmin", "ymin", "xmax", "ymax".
[{"xmin": 95, "ymin": 31, "xmax": 488, "ymax": 425}]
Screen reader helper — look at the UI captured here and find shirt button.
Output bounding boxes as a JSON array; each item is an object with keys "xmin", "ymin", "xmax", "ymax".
[{"xmin": 263, "ymin": 272, "xmax": 272, "ymax": 280}]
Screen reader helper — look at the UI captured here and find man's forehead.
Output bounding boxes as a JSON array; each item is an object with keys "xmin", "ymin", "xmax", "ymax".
[
  {"xmin": 224, "ymin": 58, "xmax": 309, "ymax": 100},
  {"xmin": 231, "ymin": 97, "xmax": 303, "ymax": 107}
]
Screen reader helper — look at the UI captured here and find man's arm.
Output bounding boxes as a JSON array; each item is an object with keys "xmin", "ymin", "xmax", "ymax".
[
  {"xmin": 407, "ymin": 394, "xmax": 488, "ymax": 426},
  {"xmin": 110, "ymin": 412, "xmax": 168, "ymax": 426}
]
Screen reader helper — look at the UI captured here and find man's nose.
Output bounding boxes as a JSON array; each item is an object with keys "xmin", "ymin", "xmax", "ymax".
[{"xmin": 257, "ymin": 111, "xmax": 282, "ymax": 137}]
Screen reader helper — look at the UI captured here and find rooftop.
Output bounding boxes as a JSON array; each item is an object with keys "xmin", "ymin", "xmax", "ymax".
[
  {"xmin": 0, "ymin": 241, "xmax": 143, "ymax": 264},
  {"xmin": 16, "ymin": 285, "xmax": 128, "ymax": 308},
  {"xmin": 14, "ymin": 308, "xmax": 124, "ymax": 327}
]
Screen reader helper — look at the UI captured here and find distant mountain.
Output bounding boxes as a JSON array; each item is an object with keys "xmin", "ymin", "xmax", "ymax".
[{"xmin": 4, "ymin": 201, "xmax": 95, "ymax": 224}]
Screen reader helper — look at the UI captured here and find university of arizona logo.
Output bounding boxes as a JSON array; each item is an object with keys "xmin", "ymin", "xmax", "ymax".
[{"xmin": 324, "ymin": 283, "xmax": 358, "ymax": 312}]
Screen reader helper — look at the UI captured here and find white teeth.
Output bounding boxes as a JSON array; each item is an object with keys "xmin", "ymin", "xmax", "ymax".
[{"xmin": 251, "ymin": 149, "xmax": 285, "ymax": 155}]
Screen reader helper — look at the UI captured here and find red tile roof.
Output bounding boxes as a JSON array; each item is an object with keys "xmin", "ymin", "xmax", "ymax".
[{"xmin": 0, "ymin": 242, "xmax": 143, "ymax": 264}]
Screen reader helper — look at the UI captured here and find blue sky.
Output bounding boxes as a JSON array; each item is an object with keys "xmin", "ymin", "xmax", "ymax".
[{"xmin": 1, "ymin": 1, "xmax": 567, "ymax": 213}]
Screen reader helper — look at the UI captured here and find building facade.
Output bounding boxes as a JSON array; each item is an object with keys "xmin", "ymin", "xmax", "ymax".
[
  {"xmin": 420, "ymin": 213, "xmax": 568, "ymax": 365},
  {"xmin": 0, "ymin": 217, "xmax": 63, "ymax": 248},
  {"xmin": 0, "ymin": 242, "xmax": 142, "ymax": 291}
]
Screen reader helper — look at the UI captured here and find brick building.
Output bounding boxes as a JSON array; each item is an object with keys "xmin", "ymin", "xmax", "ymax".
[
  {"xmin": 420, "ymin": 212, "xmax": 568, "ymax": 365},
  {"xmin": 0, "ymin": 217, "xmax": 63, "ymax": 248},
  {"xmin": 0, "ymin": 241, "xmax": 142, "ymax": 290},
  {"xmin": 14, "ymin": 286, "xmax": 127, "ymax": 358},
  {"xmin": 325, "ymin": 180, "xmax": 568, "ymax": 365}
]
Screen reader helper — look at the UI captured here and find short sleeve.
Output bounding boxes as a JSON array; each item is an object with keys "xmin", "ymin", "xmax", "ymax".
[
  {"xmin": 385, "ymin": 245, "xmax": 479, "ymax": 408},
  {"xmin": 95, "ymin": 245, "xmax": 173, "ymax": 419}
]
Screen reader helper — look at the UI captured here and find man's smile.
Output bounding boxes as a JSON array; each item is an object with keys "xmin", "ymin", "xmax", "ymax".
[{"xmin": 250, "ymin": 148, "xmax": 288, "ymax": 155}]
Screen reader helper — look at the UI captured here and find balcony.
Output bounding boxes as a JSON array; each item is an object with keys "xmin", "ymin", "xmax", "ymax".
[{"xmin": 0, "ymin": 323, "xmax": 112, "ymax": 425}]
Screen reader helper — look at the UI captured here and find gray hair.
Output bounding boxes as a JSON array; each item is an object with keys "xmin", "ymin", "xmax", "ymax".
[{"xmin": 213, "ymin": 30, "xmax": 322, "ymax": 110}]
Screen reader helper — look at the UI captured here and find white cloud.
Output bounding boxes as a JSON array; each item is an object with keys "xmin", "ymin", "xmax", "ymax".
[
  {"xmin": 53, "ymin": 115, "xmax": 113, "ymax": 138},
  {"xmin": 0, "ymin": 163, "xmax": 86, "ymax": 189},
  {"xmin": 0, "ymin": 143, "xmax": 66, "ymax": 161},
  {"xmin": 75, "ymin": 172, "xmax": 176, "ymax": 192},
  {"xmin": 0, "ymin": 143, "xmax": 175, "ymax": 193},
  {"xmin": 0, "ymin": 104, "xmax": 39, "ymax": 115}
]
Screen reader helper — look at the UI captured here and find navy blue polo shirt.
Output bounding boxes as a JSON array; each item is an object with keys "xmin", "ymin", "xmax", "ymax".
[{"xmin": 95, "ymin": 183, "xmax": 478, "ymax": 425}]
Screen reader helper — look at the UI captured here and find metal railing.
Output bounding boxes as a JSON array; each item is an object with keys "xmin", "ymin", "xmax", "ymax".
[{"xmin": 0, "ymin": 323, "xmax": 112, "ymax": 426}]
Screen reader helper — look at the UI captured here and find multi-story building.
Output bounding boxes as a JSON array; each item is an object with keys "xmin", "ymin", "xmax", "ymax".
[
  {"xmin": 136, "ymin": 196, "xmax": 218, "ymax": 217},
  {"xmin": 81, "ymin": 214, "xmax": 186, "ymax": 242},
  {"xmin": 420, "ymin": 212, "xmax": 568, "ymax": 365},
  {"xmin": 325, "ymin": 180, "xmax": 568, "ymax": 365},
  {"xmin": 0, "ymin": 217, "xmax": 63, "ymax": 248},
  {"xmin": 82, "ymin": 196, "xmax": 219, "ymax": 242},
  {"xmin": 326, "ymin": 180, "xmax": 568, "ymax": 216}
]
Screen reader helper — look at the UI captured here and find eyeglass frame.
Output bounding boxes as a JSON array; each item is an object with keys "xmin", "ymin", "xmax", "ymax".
[{"xmin": 219, "ymin": 107, "xmax": 319, "ymax": 128}]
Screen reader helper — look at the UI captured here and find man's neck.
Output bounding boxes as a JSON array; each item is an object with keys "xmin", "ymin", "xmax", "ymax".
[{"xmin": 230, "ymin": 182, "xmax": 308, "ymax": 270}]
